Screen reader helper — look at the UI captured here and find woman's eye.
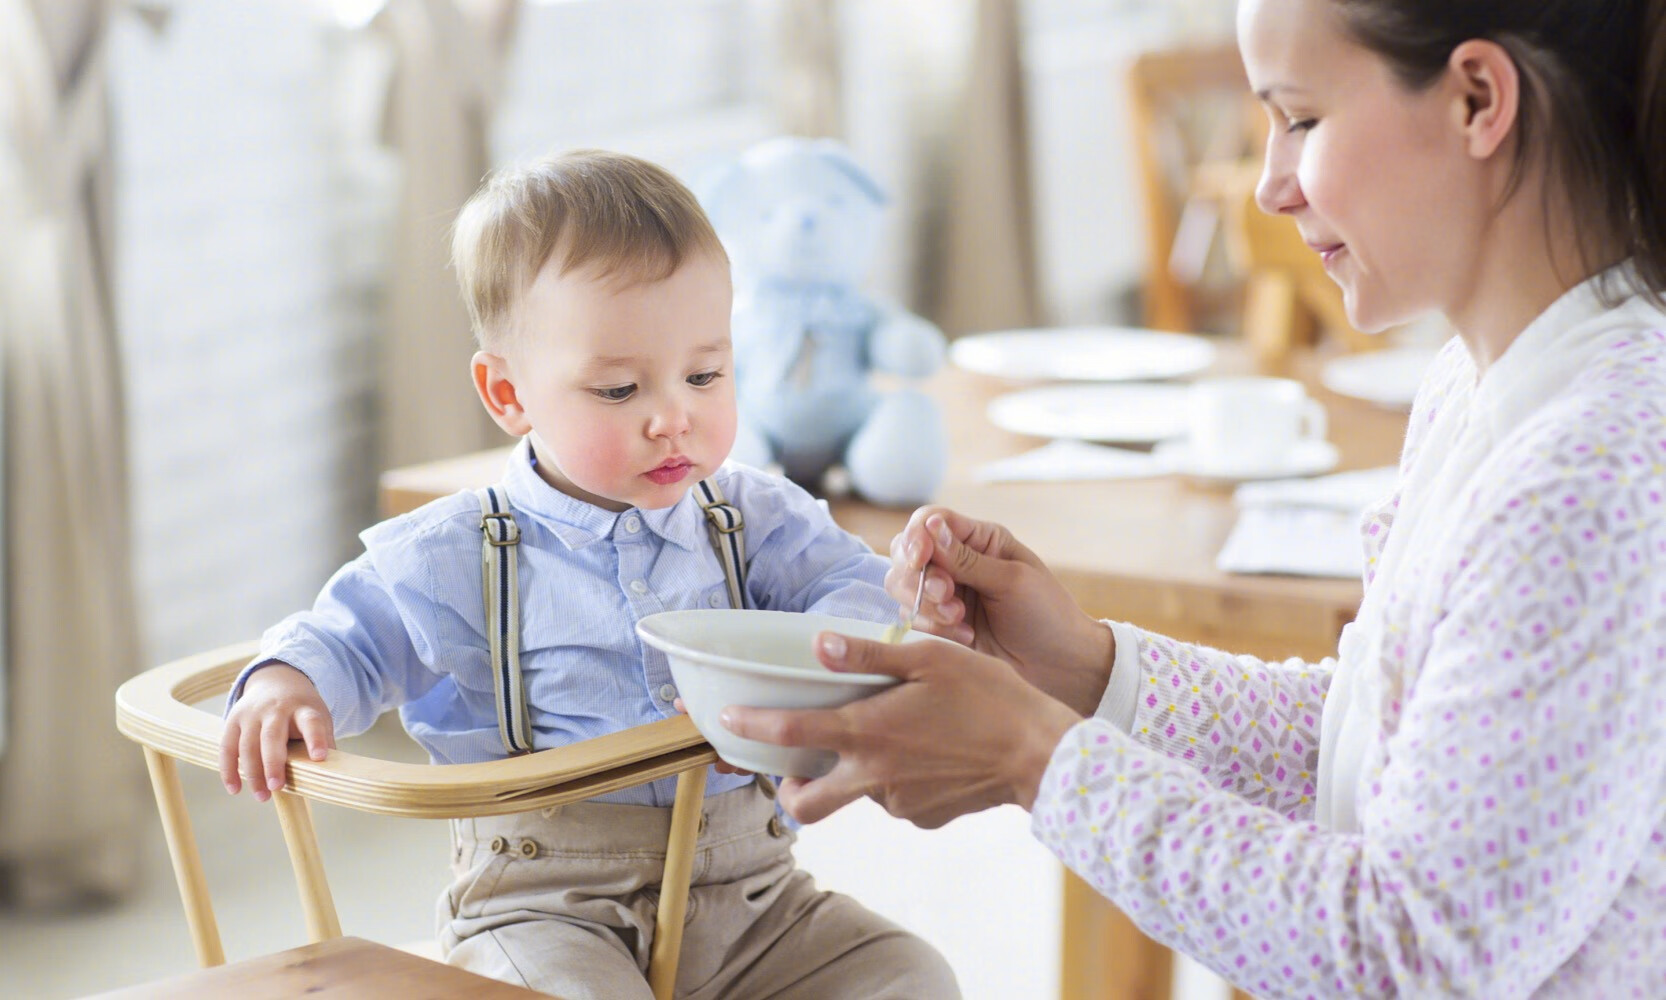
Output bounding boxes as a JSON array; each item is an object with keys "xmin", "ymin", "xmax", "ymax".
[
  {"xmin": 595, "ymin": 384, "xmax": 636, "ymax": 401},
  {"xmin": 1285, "ymin": 117, "xmax": 1317, "ymax": 134},
  {"xmin": 687, "ymin": 371, "xmax": 722, "ymax": 387}
]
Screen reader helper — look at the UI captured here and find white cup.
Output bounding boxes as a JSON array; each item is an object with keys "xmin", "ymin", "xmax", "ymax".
[{"xmin": 1185, "ymin": 376, "xmax": 1327, "ymax": 474}]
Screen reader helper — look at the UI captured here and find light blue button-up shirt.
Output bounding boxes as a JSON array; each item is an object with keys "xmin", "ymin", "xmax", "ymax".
[{"xmin": 229, "ymin": 440, "xmax": 895, "ymax": 806}]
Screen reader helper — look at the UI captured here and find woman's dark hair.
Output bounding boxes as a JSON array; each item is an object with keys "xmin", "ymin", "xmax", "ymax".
[{"xmin": 1331, "ymin": 0, "xmax": 1666, "ymax": 299}]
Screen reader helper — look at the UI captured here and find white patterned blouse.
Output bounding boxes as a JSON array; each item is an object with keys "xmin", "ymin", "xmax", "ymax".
[{"xmin": 1033, "ymin": 265, "xmax": 1666, "ymax": 999}]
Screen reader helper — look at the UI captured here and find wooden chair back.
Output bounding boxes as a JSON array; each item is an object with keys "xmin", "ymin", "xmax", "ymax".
[
  {"xmin": 115, "ymin": 642, "xmax": 717, "ymax": 1000},
  {"xmin": 1126, "ymin": 43, "xmax": 1260, "ymax": 333}
]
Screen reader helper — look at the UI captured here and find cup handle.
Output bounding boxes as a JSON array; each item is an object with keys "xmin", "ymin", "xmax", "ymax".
[{"xmin": 1301, "ymin": 398, "xmax": 1328, "ymax": 441}]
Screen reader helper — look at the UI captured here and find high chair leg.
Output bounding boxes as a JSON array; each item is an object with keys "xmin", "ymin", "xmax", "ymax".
[
  {"xmin": 143, "ymin": 748, "xmax": 226, "ymax": 967},
  {"xmin": 648, "ymin": 766, "xmax": 708, "ymax": 1000},
  {"xmin": 273, "ymin": 790, "xmax": 344, "ymax": 942}
]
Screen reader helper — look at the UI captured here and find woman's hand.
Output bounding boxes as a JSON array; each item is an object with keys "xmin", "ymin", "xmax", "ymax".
[
  {"xmin": 720, "ymin": 630, "xmax": 1082, "ymax": 827},
  {"xmin": 886, "ymin": 506, "xmax": 1115, "ymax": 717}
]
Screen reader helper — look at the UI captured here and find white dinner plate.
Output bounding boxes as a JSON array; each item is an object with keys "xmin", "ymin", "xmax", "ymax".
[
  {"xmin": 985, "ymin": 383, "xmax": 1190, "ymax": 444},
  {"xmin": 1319, "ymin": 346, "xmax": 1441, "ymax": 410},
  {"xmin": 1153, "ymin": 438, "xmax": 1340, "ymax": 483},
  {"xmin": 951, "ymin": 326, "xmax": 1217, "ymax": 382}
]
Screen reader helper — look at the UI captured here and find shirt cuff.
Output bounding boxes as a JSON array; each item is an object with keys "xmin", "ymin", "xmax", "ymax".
[{"xmin": 1093, "ymin": 620, "xmax": 1144, "ymax": 734}]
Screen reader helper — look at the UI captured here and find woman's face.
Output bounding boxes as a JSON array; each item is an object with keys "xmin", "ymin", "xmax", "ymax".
[{"xmin": 1238, "ymin": 0, "xmax": 1490, "ymax": 333}]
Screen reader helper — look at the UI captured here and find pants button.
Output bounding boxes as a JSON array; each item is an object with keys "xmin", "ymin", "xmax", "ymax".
[
  {"xmin": 489, "ymin": 836, "xmax": 507, "ymax": 854},
  {"xmin": 757, "ymin": 776, "xmax": 777, "ymax": 800},
  {"xmin": 767, "ymin": 816, "xmax": 786, "ymax": 838},
  {"xmin": 517, "ymin": 838, "xmax": 539, "ymax": 859}
]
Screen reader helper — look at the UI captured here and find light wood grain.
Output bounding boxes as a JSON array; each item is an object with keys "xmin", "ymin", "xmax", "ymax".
[
  {"xmin": 648, "ymin": 767, "xmax": 709, "ymax": 1000},
  {"xmin": 82, "ymin": 936, "xmax": 549, "ymax": 999}
]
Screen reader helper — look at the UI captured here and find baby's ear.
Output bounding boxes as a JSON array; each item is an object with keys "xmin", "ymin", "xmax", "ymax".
[{"xmin": 472, "ymin": 351, "xmax": 531, "ymax": 436}]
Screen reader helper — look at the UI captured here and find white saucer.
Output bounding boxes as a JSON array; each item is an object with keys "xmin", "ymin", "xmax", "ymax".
[
  {"xmin": 1319, "ymin": 346, "xmax": 1440, "ymax": 410},
  {"xmin": 950, "ymin": 326, "xmax": 1217, "ymax": 382},
  {"xmin": 985, "ymin": 383, "xmax": 1189, "ymax": 444},
  {"xmin": 1154, "ymin": 438, "xmax": 1341, "ymax": 483}
]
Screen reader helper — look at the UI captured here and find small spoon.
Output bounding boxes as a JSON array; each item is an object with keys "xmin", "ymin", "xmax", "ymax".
[{"xmin": 881, "ymin": 565, "xmax": 929, "ymax": 643}]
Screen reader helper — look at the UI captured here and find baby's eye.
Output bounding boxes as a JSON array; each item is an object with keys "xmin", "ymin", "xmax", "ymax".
[
  {"xmin": 687, "ymin": 371, "xmax": 722, "ymax": 387},
  {"xmin": 594, "ymin": 384, "xmax": 636, "ymax": 401}
]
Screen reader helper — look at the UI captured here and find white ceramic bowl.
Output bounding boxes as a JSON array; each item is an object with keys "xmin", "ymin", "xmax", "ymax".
[{"xmin": 636, "ymin": 609, "xmax": 940, "ymax": 778}]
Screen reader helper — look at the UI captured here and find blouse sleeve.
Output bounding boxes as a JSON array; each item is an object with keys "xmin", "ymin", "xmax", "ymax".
[
  {"xmin": 1031, "ymin": 455, "xmax": 1666, "ymax": 998},
  {"xmin": 1101, "ymin": 623, "xmax": 1335, "ymax": 821}
]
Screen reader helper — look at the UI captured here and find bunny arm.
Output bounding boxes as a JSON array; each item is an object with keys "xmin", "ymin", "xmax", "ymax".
[{"xmin": 866, "ymin": 304, "xmax": 946, "ymax": 378}]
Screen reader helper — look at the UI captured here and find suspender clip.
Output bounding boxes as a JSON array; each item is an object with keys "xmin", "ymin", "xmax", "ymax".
[{"xmin": 481, "ymin": 511, "xmax": 520, "ymax": 546}]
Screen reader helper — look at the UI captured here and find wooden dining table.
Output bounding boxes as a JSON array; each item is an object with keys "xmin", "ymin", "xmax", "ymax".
[{"xmin": 377, "ymin": 343, "xmax": 1408, "ymax": 1000}]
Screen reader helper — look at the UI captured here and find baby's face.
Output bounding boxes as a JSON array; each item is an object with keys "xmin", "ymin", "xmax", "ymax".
[{"xmin": 503, "ymin": 252, "xmax": 737, "ymax": 511}]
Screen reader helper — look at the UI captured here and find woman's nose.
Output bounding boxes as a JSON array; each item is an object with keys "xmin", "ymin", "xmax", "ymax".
[{"xmin": 1255, "ymin": 144, "xmax": 1304, "ymax": 216}]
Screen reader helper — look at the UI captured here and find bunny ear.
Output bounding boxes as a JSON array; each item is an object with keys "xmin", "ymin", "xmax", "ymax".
[{"xmin": 807, "ymin": 139, "xmax": 889, "ymax": 205}]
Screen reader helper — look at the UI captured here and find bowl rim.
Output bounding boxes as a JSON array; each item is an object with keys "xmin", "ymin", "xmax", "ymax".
[{"xmin": 635, "ymin": 609, "xmax": 924, "ymax": 686}]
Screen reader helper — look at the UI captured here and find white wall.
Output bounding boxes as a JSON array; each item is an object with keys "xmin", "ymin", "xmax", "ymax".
[{"xmin": 112, "ymin": 0, "xmax": 388, "ymax": 666}]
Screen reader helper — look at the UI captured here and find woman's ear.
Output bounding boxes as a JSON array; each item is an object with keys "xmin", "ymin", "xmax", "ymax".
[
  {"xmin": 472, "ymin": 351, "xmax": 531, "ymax": 436},
  {"xmin": 1448, "ymin": 38, "xmax": 1521, "ymax": 160}
]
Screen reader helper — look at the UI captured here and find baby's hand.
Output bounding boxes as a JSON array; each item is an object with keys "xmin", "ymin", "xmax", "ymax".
[
  {"xmin": 219, "ymin": 662, "xmax": 335, "ymax": 802},
  {"xmin": 673, "ymin": 697, "xmax": 753, "ymax": 776}
]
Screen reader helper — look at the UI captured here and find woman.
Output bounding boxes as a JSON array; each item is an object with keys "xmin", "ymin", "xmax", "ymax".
[{"xmin": 721, "ymin": 0, "xmax": 1666, "ymax": 995}]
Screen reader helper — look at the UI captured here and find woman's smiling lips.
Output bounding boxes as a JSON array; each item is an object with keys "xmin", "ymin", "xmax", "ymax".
[
  {"xmin": 1308, "ymin": 239, "xmax": 1347, "ymax": 267},
  {"xmin": 645, "ymin": 458, "xmax": 692, "ymax": 485}
]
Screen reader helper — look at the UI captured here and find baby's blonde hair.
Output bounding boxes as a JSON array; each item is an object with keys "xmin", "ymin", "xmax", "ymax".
[{"xmin": 451, "ymin": 150, "xmax": 728, "ymax": 349}]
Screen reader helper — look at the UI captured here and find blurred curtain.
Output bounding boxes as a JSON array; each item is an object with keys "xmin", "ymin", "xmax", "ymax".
[
  {"xmin": 931, "ymin": 0, "xmax": 1041, "ymax": 335},
  {"xmin": 0, "ymin": 0, "xmax": 143, "ymax": 907},
  {"xmin": 774, "ymin": 0, "xmax": 843, "ymax": 138},
  {"xmin": 373, "ymin": 0, "xmax": 519, "ymax": 469}
]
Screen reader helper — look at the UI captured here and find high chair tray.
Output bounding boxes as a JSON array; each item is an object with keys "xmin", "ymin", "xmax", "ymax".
[{"xmin": 115, "ymin": 641, "xmax": 717, "ymax": 819}]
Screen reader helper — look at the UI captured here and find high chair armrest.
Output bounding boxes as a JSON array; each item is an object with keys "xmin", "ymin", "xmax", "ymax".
[{"xmin": 116, "ymin": 641, "xmax": 718, "ymax": 819}]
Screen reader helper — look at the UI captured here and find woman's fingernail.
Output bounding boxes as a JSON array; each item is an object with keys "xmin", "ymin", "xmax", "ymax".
[
  {"xmin": 934, "ymin": 520, "xmax": 952, "ymax": 549},
  {"xmin": 926, "ymin": 575, "xmax": 950, "ymax": 600},
  {"xmin": 907, "ymin": 541, "xmax": 922, "ymax": 566},
  {"xmin": 719, "ymin": 709, "xmax": 733, "ymax": 730},
  {"xmin": 820, "ymin": 633, "xmax": 847, "ymax": 660}
]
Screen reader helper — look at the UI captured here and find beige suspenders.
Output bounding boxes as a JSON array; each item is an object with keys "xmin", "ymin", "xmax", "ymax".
[{"xmin": 477, "ymin": 480, "xmax": 748, "ymax": 756}]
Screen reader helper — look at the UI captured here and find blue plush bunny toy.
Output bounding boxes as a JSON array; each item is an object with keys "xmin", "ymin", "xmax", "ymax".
[{"xmin": 699, "ymin": 137, "xmax": 948, "ymax": 507}]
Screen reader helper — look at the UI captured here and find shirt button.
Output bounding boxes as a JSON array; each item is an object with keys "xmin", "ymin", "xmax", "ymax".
[
  {"xmin": 659, "ymin": 684, "xmax": 678, "ymax": 702},
  {"xmin": 630, "ymin": 579, "xmax": 649, "ymax": 595},
  {"xmin": 707, "ymin": 592, "xmax": 723, "ymax": 607},
  {"xmin": 623, "ymin": 515, "xmax": 642, "ymax": 534},
  {"xmin": 767, "ymin": 816, "xmax": 786, "ymax": 838}
]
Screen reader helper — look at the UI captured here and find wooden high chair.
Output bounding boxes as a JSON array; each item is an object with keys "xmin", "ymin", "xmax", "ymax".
[{"xmin": 116, "ymin": 641, "xmax": 718, "ymax": 1000}]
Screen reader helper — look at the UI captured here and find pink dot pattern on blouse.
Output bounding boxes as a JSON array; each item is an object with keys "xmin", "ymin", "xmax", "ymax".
[{"xmin": 1032, "ymin": 332, "xmax": 1666, "ymax": 998}]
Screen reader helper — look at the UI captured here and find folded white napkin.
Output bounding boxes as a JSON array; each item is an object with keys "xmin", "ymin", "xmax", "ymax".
[
  {"xmin": 1231, "ymin": 464, "xmax": 1398, "ymax": 511},
  {"xmin": 1216, "ymin": 465, "xmax": 1397, "ymax": 578},
  {"xmin": 973, "ymin": 439, "xmax": 1168, "ymax": 483}
]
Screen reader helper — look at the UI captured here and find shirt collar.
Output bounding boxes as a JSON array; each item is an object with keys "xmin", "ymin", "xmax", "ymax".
[
  {"xmin": 1474, "ymin": 259, "xmax": 1666, "ymax": 440},
  {"xmin": 498, "ymin": 438, "xmax": 707, "ymax": 552}
]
